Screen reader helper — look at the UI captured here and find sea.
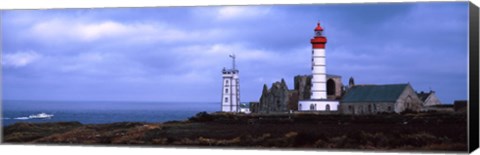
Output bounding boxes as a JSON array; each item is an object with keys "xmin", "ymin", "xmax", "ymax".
[{"xmin": 1, "ymin": 100, "xmax": 219, "ymax": 127}]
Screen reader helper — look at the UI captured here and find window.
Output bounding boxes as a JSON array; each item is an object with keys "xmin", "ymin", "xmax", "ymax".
[
  {"xmin": 326, "ymin": 104, "xmax": 330, "ymax": 111},
  {"xmin": 310, "ymin": 104, "xmax": 315, "ymax": 111},
  {"xmin": 387, "ymin": 106, "xmax": 392, "ymax": 112},
  {"xmin": 368, "ymin": 104, "xmax": 372, "ymax": 113},
  {"xmin": 327, "ymin": 79, "xmax": 336, "ymax": 95},
  {"xmin": 226, "ymin": 80, "xmax": 229, "ymax": 84},
  {"xmin": 406, "ymin": 96, "xmax": 412, "ymax": 109},
  {"xmin": 224, "ymin": 97, "xmax": 228, "ymax": 103},
  {"xmin": 299, "ymin": 104, "xmax": 302, "ymax": 109},
  {"xmin": 225, "ymin": 88, "xmax": 229, "ymax": 93},
  {"xmin": 348, "ymin": 105, "xmax": 354, "ymax": 114}
]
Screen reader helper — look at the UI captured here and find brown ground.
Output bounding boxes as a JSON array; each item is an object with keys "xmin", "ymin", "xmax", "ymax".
[{"xmin": 2, "ymin": 112, "xmax": 467, "ymax": 152}]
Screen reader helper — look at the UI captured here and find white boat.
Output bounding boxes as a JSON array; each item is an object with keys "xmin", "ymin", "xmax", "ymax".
[{"xmin": 28, "ymin": 113, "xmax": 54, "ymax": 119}]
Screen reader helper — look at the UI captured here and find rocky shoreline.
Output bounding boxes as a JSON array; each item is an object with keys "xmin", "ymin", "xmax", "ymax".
[{"xmin": 2, "ymin": 112, "xmax": 467, "ymax": 152}]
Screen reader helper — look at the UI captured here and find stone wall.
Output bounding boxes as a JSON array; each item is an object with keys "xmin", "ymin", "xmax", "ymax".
[
  {"xmin": 254, "ymin": 75, "xmax": 343, "ymax": 113},
  {"xmin": 295, "ymin": 75, "xmax": 343, "ymax": 100},
  {"xmin": 254, "ymin": 78, "xmax": 306, "ymax": 113},
  {"xmin": 257, "ymin": 79, "xmax": 291, "ymax": 113},
  {"xmin": 340, "ymin": 85, "xmax": 423, "ymax": 115},
  {"xmin": 288, "ymin": 90, "xmax": 299, "ymax": 111},
  {"xmin": 340, "ymin": 102, "xmax": 395, "ymax": 115},
  {"xmin": 249, "ymin": 102, "xmax": 260, "ymax": 113},
  {"xmin": 395, "ymin": 85, "xmax": 423, "ymax": 113},
  {"xmin": 424, "ymin": 92, "xmax": 442, "ymax": 106},
  {"xmin": 326, "ymin": 76, "xmax": 343, "ymax": 99},
  {"xmin": 294, "ymin": 75, "xmax": 312, "ymax": 100}
]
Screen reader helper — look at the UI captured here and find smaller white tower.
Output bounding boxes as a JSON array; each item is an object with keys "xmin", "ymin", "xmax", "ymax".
[{"xmin": 221, "ymin": 54, "xmax": 240, "ymax": 112}]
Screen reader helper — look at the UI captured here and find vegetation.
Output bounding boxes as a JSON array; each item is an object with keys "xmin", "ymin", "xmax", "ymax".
[{"xmin": 3, "ymin": 111, "xmax": 467, "ymax": 152}]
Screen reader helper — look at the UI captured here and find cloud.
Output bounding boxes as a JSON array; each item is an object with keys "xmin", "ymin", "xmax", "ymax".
[
  {"xmin": 2, "ymin": 51, "xmax": 41, "ymax": 67},
  {"xmin": 58, "ymin": 52, "xmax": 107, "ymax": 73},
  {"xmin": 171, "ymin": 43, "xmax": 281, "ymax": 72},
  {"xmin": 216, "ymin": 6, "xmax": 271, "ymax": 21},
  {"xmin": 26, "ymin": 18, "xmax": 232, "ymax": 46},
  {"xmin": 1, "ymin": 3, "xmax": 468, "ymax": 103},
  {"xmin": 76, "ymin": 21, "xmax": 130, "ymax": 41},
  {"xmin": 29, "ymin": 19, "xmax": 187, "ymax": 43}
]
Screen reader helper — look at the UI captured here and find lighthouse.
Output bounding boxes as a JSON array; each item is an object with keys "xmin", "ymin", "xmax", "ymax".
[
  {"xmin": 311, "ymin": 22, "xmax": 328, "ymax": 100},
  {"xmin": 298, "ymin": 22, "xmax": 339, "ymax": 111},
  {"xmin": 221, "ymin": 54, "xmax": 240, "ymax": 112}
]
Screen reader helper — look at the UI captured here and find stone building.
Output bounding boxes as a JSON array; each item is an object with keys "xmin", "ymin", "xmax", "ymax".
[
  {"xmin": 294, "ymin": 74, "xmax": 343, "ymax": 100},
  {"xmin": 253, "ymin": 75, "xmax": 343, "ymax": 113},
  {"xmin": 416, "ymin": 91, "xmax": 442, "ymax": 107},
  {"xmin": 326, "ymin": 74, "xmax": 343, "ymax": 100},
  {"xmin": 340, "ymin": 84, "xmax": 423, "ymax": 114},
  {"xmin": 287, "ymin": 90, "xmax": 299, "ymax": 111},
  {"xmin": 294, "ymin": 75, "xmax": 312, "ymax": 101},
  {"xmin": 257, "ymin": 79, "xmax": 292, "ymax": 113}
]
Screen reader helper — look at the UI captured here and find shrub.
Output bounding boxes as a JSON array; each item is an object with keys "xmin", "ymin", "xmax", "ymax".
[
  {"xmin": 401, "ymin": 109, "xmax": 418, "ymax": 115},
  {"xmin": 403, "ymin": 132, "xmax": 438, "ymax": 146},
  {"xmin": 188, "ymin": 111, "xmax": 214, "ymax": 122}
]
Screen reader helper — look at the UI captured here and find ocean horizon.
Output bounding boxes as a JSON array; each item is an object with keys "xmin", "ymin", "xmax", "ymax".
[{"xmin": 1, "ymin": 100, "xmax": 219, "ymax": 126}]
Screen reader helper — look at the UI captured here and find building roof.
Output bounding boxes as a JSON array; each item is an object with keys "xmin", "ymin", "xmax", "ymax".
[
  {"xmin": 416, "ymin": 91, "xmax": 432, "ymax": 102},
  {"xmin": 294, "ymin": 74, "xmax": 341, "ymax": 78},
  {"xmin": 326, "ymin": 74, "xmax": 341, "ymax": 78},
  {"xmin": 341, "ymin": 84, "xmax": 409, "ymax": 103},
  {"xmin": 239, "ymin": 103, "xmax": 250, "ymax": 108},
  {"xmin": 222, "ymin": 68, "xmax": 239, "ymax": 74}
]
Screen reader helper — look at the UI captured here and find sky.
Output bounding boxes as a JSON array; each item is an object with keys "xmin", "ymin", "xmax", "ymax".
[{"xmin": 1, "ymin": 2, "xmax": 469, "ymax": 104}]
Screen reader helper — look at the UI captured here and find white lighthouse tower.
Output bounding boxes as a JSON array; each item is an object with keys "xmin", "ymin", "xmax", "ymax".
[
  {"xmin": 311, "ymin": 22, "xmax": 328, "ymax": 100},
  {"xmin": 298, "ymin": 22, "xmax": 339, "ymax": 111},
  {"xmin": 221, "ymin": 54, "xmax": 240, "ymax": 112}
]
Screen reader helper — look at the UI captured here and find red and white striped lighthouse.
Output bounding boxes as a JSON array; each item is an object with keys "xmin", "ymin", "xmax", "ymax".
[
  {"xmin": 298, "ymin": 22, "xmax": 339, "ymax": 112},
  {"xmin": 311, "ymin": 22, "xmax": 327, "ymax": 100}
]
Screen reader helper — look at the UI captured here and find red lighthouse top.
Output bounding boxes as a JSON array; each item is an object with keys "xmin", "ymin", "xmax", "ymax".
[
  {"xmin": 314, "ymin": 22, "xmax": 324, "ymax": 31},
  {"xmin": 311, "ymin": 22, "xmax": 327, "ymax": 49}
]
